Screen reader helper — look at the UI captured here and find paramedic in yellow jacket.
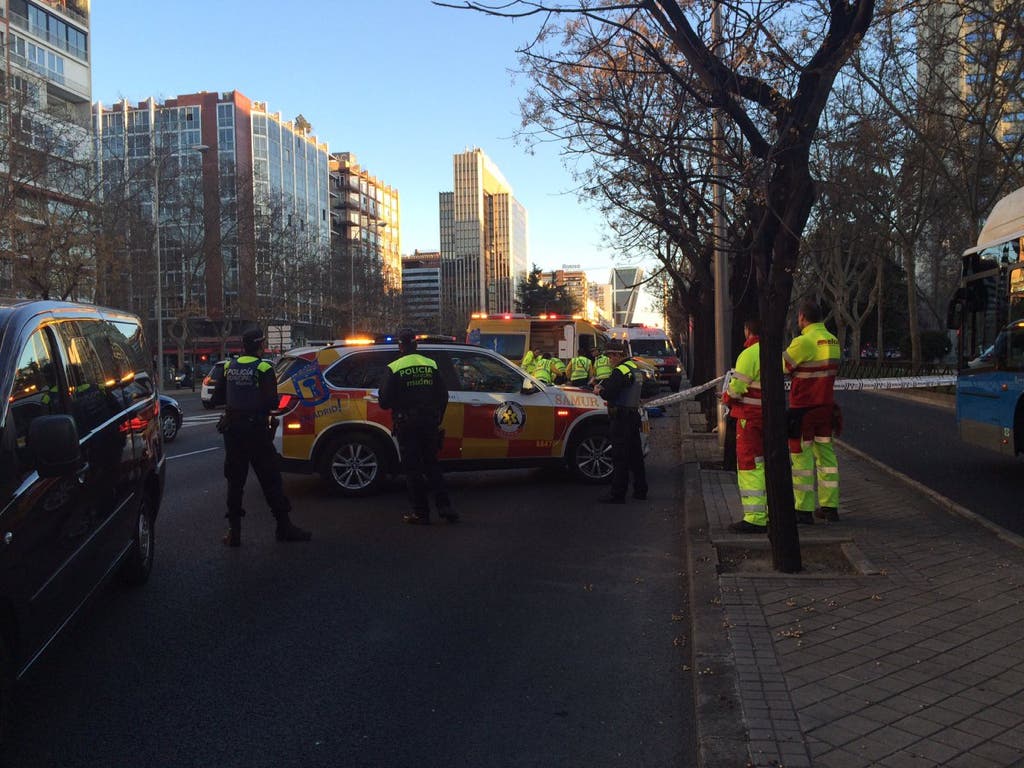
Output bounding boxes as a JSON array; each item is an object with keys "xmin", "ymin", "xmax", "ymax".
[
  {"xmin": 721, "ymin": 319, "xmax": 767, "ymax": 534},
  {"xmin": 783, "ymin": 300, "xmax": 841, "ymax": 524}
]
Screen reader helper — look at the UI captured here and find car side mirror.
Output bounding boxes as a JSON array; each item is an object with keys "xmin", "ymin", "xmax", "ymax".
[
  {"xmin": 28, "ymin": 414, "xmax": 82, "ymax": 477},
  {"xmin": 521, "ymin": 378, "xmax": 540, "ymax": 395}
]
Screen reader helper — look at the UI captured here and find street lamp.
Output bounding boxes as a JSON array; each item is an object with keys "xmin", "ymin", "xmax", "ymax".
[
  {"xmin": 153, "ymin": 156, "xmax": 164, "ymax": 390},
  {"xmin": 190, "ymin": 144, "xmax": 210, "ymax": 391}
]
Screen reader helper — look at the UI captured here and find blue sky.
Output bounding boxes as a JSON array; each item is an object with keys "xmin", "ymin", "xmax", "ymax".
[{"xmin": 90, "ymin": 0, "xmax": 659, "ymax": 319}]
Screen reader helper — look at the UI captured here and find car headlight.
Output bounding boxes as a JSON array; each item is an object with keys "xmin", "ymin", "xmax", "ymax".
[{"xmin": 675, "ymin": 365, "xmax": 682, "ymax": 373}]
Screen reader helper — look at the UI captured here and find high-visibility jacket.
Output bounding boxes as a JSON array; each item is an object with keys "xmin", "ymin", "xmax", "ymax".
[
  {"xmin": 521, "ymin": 350, "xmax": 535, "ymax": 373},
  {"xmin": 784, "ymin": 322, "xmax": 840, "ymax": 408},
  {"xmin": 568, "ymin": 354, "xmax": 592, "ymax": 382},
  {"xmin": 593, "ymin": 353, "xmax": 613, "ymax": 381},
  {"xmin": 549, "ymin": 357, "xmax": 566, "ymax": 381},
  {"xmin": 723, "ymin": 336, "xmax": 761, "ymax": 421},
  {"xmin": 534, "ymin": 359, "xmax": 553, "ymax": 384}
]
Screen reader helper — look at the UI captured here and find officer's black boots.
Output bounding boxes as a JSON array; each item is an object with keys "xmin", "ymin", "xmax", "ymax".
[
  {"xmin": 274, "ymin": 510, "xmax": 312, "ymax": 542},
  {"xmin": 437, "ymin": 499, "xmax": 459, "ymax": 524},
  {"xmin": 223, "ymin": 515, "xmax": 242, "ymax": 547}
]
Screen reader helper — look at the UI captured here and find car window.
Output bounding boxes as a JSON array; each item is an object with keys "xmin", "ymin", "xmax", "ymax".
[
  {"xmin": 52, "ymin": 320, "xmax": 126, "ymax": 434},
  {"xmin": 324, "ymin": 350, "xmax": 400, "ymax": 389},
  {"xmin": 106, "ymin": 319, "xmax": 154, "ymax": 402},
  {"xmin": 448, "ymin": 351, "xmax": 522, "ymax": 393},
  {"xmin": 1, "ymin": 328, "xmax": 67, "ymax": 491}
]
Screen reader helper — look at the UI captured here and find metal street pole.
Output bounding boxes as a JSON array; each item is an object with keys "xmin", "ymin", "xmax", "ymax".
[
  {"xmin": 712, "ymin": 1, "xmax": 731, "ymax": 448},
  {"xmin": 153, "ymin": 159, "xmax": 163, "ymax": 392}
]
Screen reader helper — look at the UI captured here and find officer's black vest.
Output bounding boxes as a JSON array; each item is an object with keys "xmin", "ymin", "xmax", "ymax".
[
  {"xmin": 609, "ymin": 360, "xmax": 642, "ymax": 408},
  {"xmin": 226, "ymin": 356, "xmax": 270, "ymax": 412}
]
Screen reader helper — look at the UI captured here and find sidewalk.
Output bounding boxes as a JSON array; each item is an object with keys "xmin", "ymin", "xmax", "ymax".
[{"xmin": 679, "ymin": 401, "xmax": 1024, "ymax": 768}]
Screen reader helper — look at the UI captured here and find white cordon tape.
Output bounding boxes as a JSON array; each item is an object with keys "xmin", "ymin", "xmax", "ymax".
[
  {"xmin": 642, "ymin": 374, "xmax": 956, "ymax": 408},
  {"xmin": 643, "ymin": 376, "xmax": 725, "ymax": 408},
  {"xmin": 832, "ymin": 374, "xmax": 956, "ymax": 391}
]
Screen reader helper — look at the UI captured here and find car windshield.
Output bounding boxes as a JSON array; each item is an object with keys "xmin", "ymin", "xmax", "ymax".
[{"xmin": 631, "ymin": 339, "xmax": 673, "ymax": 357}]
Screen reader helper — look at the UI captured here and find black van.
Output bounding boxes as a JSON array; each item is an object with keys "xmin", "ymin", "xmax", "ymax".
[{"xmin": 0, "ymin": 300, "xmax": 165, "ymax": 733}]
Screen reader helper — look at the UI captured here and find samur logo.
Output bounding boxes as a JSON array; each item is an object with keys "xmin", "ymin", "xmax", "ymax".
[{"xmin": 493, "ymin": 401, "xmax": 527, "ymax": 434}]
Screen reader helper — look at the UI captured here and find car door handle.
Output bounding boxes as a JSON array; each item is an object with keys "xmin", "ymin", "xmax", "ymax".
[
  {"xmin": 76, "ymin": 462, "xmax": 90, "ymax": 485},
  {"xmin": 3, "ymin": 532, "xmax": 11, "ymax": 545}
]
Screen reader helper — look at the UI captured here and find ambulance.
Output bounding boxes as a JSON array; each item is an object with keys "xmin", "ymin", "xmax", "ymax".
[
  {"xmin": 272, "ymin": 338, "xmax": 649, "ymax": 496},
  {"xmin": 606, "ymin": 324, "xmax": 683, "ymax": 391},
  {"xmin": 466, "ymin": 313, "xmax": 603, "ymax": 367}
]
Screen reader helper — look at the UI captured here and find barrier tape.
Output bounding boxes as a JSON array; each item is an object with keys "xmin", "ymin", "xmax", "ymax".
[
  {"xmin": 642, "ymin": 373, "xmax": 956, "ymax": 408},
  {"xmin": 643, "ymin": 376, "xmax": 725, "ymax": 408}
]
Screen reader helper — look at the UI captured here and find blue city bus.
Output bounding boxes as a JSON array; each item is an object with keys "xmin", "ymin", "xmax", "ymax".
[{"xmin": 948, "ymin": 187, "xmax": 1024, "ymax": 455}]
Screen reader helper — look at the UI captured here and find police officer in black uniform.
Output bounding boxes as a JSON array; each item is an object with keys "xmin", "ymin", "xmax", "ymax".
[
  {"xmin": 378, "ymin": 329, "xmax": 458, "ymax": 525},
  {"xmin": 211, "ymin": 327, "xmax": 311, "ymax": 546},
  {"xmin": 594, "ymin": 339, "xmax": 648, "ymax": 503}
]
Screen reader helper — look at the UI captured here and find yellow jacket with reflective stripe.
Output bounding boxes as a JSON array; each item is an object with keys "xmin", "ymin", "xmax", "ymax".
[{"xmin": 783, "ymin": 322, "xmax": 840, "ymax": 408}]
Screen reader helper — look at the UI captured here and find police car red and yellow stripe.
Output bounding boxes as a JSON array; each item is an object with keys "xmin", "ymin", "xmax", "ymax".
[{"xmin": 273, "ymin": 341, "xmax": 648, "ymax": 495}]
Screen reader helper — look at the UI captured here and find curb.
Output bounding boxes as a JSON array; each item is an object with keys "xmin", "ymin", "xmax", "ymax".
[
  {"xmin": 684, "ymin": 462, "xmax": 749, "ymax": 768},
  {"xmin": 835, "ymin": 437, "xmax": 1024, "ymax": 552}
]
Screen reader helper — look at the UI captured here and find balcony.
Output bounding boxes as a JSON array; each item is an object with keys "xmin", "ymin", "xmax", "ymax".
[{"xmin": 8, "ymin": 11, "xmax": 89, "ymax": 62}]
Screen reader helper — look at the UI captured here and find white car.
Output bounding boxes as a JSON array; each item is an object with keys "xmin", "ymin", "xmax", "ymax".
[{"xmin": 200, "ymin": 360, "xmax": 229, "ymax": 409}]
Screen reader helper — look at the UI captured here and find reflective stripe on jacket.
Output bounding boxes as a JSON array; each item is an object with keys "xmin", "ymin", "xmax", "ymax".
[
  {"xmin": 724, "ymin": 337, "xmax": 761, "ymax": 420},
  {"xmin": 784, "ymin": 322, "xmax": 840, "ymax": 408}
]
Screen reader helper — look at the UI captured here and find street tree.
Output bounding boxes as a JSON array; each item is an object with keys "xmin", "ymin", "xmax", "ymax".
[
  {"xmin": 440, "ymin": 0, "xmax": 875, "ymax": 572},
  {"xmin": 516, "ymin": 264, "xmax": 581, "ymax": 315}
]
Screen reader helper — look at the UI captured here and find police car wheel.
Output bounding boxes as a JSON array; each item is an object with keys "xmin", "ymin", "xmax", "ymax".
[
  {"xmin": 567, "ymin": 424, "xmax": 614, "ymax": 483},
  {"xmin": 320, "ymin": 432, "xmax": 390, "ymax": 496}
]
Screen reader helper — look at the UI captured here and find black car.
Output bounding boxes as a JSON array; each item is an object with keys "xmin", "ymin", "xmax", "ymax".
[
  {"xmin": 0, "ymin": 300, "xmax": 165, "ymax": 738},
  {"xmin": 159, "ymin": 394, "xmax": 183, "ymax": 442}
]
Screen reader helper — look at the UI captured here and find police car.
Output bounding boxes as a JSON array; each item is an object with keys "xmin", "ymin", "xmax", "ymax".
[{"xmin": 272, "ymin": 339, "xmax": 650, "ymax": 496}]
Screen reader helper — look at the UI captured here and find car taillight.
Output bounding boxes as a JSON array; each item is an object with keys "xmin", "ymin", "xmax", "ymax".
[{"xmin": 276, "ymin": 393, "xmax": 299, "ymax": 414}]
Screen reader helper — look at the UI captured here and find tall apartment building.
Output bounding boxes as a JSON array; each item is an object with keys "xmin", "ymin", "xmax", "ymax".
[
  {"xmin": 545, "ymin": 267, "xmax": 588, "ymax": 313},
  {"xmin": 402, "ymin": 250, "xmax": 441, "ymax": 332},
  {"xmin": 439, "ymin": 148, "xmax": 527, "ymax": 328},
  {"xmin": 919, "ymin": 1, "xmax": 1024, "ymax": 148},
  {"xmin": 94, "ymin": 91, "xmax": 331, "ymax": 363},
  {"xmin": 329, "ymin": 152, "xmax": 400, "ymax": 335},
  {"xmin": 587, "ymin": 281, "xmax": 614, "ymax": 326},
  {"xmin": 1, "ymin": 0, "xmax": 92, "ymax": 299}
]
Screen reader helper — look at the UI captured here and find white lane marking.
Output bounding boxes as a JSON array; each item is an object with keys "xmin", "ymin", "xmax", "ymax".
[{"xmin": 167, "ymin": 446, "xmax": 221, "ymax": 460}]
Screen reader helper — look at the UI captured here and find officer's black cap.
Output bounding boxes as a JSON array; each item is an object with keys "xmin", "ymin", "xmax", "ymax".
[
  {"xmin": 242, "ymin": 327, "xmax": 264, "ymax": 346},
  {"xmin": 397, "ymin": 328, "xmax": 417, "ymax": 346},
  {"xmin": 604, "ymin": 340, "xmax": 626, "ymax": 352}
]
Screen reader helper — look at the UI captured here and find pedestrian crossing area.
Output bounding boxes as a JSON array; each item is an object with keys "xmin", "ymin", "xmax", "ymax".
[{"xmin": 182, "ymin": 413, "xmax": 222, "ymax": 428}]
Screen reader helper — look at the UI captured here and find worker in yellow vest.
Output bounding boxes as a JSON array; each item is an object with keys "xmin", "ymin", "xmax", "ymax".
[
  {"xmin": 784, "ymin": 300, "xmax": 841, "ymax": 524},
  {"xmin": 567, "ymin": 346, "xmax": 595, "ymax": 388},
  {"xmin": 533, "ymin": 352, "xmax": 553, "ymax": 384},
  {"xmin": 590, "ymin": 347, "xmax": 613, "ymax": 388},
  {"xmin": 722, "ymin": 318, "xmax": 766, "ymax": 534}
]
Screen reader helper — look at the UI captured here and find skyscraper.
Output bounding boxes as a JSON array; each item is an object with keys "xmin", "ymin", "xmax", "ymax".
[
  {"xmin": 612, "ymin": 266, "xmax": 643, "ymax": 326},
  {"xmin": 439, "ymin": 148, "xmax": 527, "ymax": 329}
]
